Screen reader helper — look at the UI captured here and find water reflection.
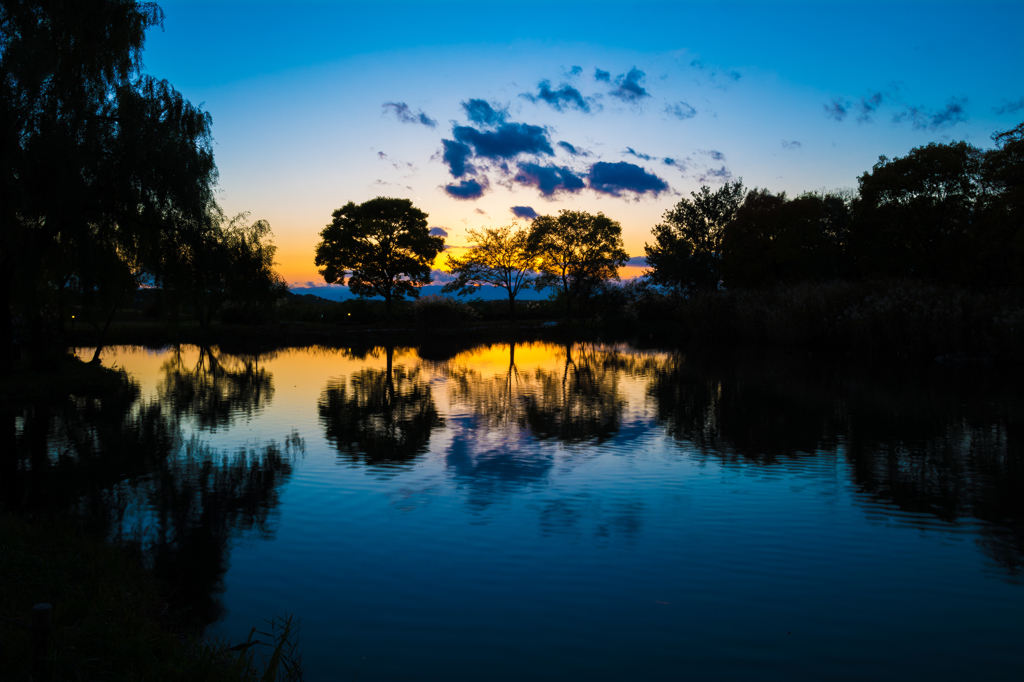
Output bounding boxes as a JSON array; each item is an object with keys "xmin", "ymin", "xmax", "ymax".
[
  {"xmin": 645, "ymin": 348, "xmax": 1023, "ymax": 577},
  {"xmin": 159, "ymin": 345, "xmax": 274, "ymax": 431},
  {"xmin": 5, "ymin": 349, "xmax": 301, "ymax": 628},
  {"xmin": 318, "ymin": 345, "xmax": 444, "ymax": 469}
]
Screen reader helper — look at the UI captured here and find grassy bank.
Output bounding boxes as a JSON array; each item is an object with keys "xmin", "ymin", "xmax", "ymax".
[
  {"xmin": 0, "ymin": 515, "xmax": 301, "ymax": 681},
  {"xmin": 675, "ymin": 279, "xmax": 1024, "ymax": 364}
]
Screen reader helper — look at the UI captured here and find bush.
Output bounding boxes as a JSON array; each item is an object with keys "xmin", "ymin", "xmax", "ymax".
[
  {"xmin": 674, "ymin": 279, "xmax": 1024, "ymax": 362},
  {"xmin": 411, "ymin": 295, "xmax": 479, "ymax": 327}
]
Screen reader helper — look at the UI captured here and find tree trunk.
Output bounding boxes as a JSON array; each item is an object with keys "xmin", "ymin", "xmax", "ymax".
[
  {"xmin": 384, "ymin": 290, "xmax": 392, "ymax": 322},
  {"xmin": 0, "ymin": 266, "xmax": 13, "ymax": 374},
  {"xmin": 508, "ymin": 292, "xmax": 516, "ymax": 321}
]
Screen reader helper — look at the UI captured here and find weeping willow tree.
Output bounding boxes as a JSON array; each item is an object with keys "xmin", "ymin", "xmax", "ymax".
[{"xmin": 0, "ymin": 1, "xmax": 218, "ymax": 370}]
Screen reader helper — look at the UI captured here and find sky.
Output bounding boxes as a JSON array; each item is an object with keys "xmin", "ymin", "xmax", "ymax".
[{"xmin": 141, "ymin": 0, "xmax": 1024, "ymax": 288}]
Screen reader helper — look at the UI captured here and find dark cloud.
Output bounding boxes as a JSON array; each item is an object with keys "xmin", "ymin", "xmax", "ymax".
[
  {"xmin": 586, "ymin": 161, "xmax": 668, "ymax": 197},
  {"xmin": 624, "ymin": 147, "xmax": 653, "ymax": 161},
  {"xmin": 382, "ymin": 101, "xmax": 437, "ymax": 128},
  {"xmin": 609, "ymin": 68, "xmax": 650, "ymax": 102},
  {"xmin": 594, "ymin": 68, "xmax": 611, "ymax": 82},
  {"xmin": 558, "ymin": 141, "xmax": 591, "ymax": 157},
  {"xmin": 698, "ymin": 149, "xmax": 725, "ymax": 161},
  {"xmin": 663, "ymin": 157, "xmax": 679, "ymax": 166},
  {"xmin": 524, "ymin": 80, "xmax": 591, "ymax": 113},
  {"xmin": 665, "ymin": 101, "xmax": 697, "ymax": 120},
  {"xmin": 782, "ymin": 140, "xmax": 802, "ymax": 149},
  {"xmin": 625, "ymin": 256, "xmax": 648, "ymax": 267},
  {"xmin": 377, "ymin": 151, "xmax": 387, "ymax": 159},
  {"xmin": 441, "ymin": 139, "xmax": 475, "ymax": 178},
  {"xmin": 824, "ymin": 98, "xmax": 849, "ymax": 121},
  {"xmin": 453, "ymin": 122, "xmax": 554, "ymax": 160},
  {"xmin": 994, "ymin": 97, "xmax": 1024, "ymax": 115},
  {"xmin": 429, "ymin": 227, "xmax": 449, "ymax": 237},
  {"xmin": 514, "ymin": 163, "xmax": 585, "ymax": 197},
  {"xmin": 511, "ymin": 206, "xmax": 539, "ymax": 220},
  {"xmin": 893, "ymin": 96, "xmax": 968, "ymax": 130},
  {"xmin": 567, "ymin": 65, "xmax": 582, "ymax": 78},
  {"xmin": 462, "ymin": 99, "xmax": 508, "ymax": 126},
  {"xmin": 445, "ymin": 178, "xmax": 488, "ymax": 200}
]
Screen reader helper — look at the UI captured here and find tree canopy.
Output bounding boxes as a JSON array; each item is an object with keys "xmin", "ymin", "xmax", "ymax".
[
  {"xmin": 644, "ymin": 180, "xmax": 745, "ymax": 292},
  {"xmin": 314, "ymin": 197, "xmax": 444, "ymax": 318},
  {"xmin": 527, "ymin": 210, "xmax": 628, "ymax": 317},
  {"xmin": 442, "ymin": 224, "xmax": 537, "ymax": 318}
]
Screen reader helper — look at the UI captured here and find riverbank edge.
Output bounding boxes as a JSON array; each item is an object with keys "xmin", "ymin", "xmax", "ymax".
[{"xmin": 0, "ymin": 513, "xmax": 299, "ymax": 680}]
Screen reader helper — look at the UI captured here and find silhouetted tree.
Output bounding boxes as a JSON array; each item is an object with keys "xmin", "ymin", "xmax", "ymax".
[
  {"xmin": 163, "ymin": 211, "xmax": 287, "ymax": 327},
  {"xmin": 850, "ymin": 142, "xmax": 982, "ymax": 282},
  {"xmin": 0, "ymin": 1, "xmax": 217, "ymax": 370},
  {"xmin": 721, "ymin": 189, "xmax": 851, "ymax": 287},
  {"xmin": 527, "ymin": 210, "xmax": 628, "ymax": 318},
  {"xmin": 645, "ymin": 180, "xmax": 745, "ymax": 292},
  {"xmin": 314, "ymin": 197, "xmax": 444, "ymax": 319},
  {"xmin": 442, "ymin": 224, "xmax": 538, "ymax": 319},
  {"xmin": 977, "ymin": 122, "xmax": 1024, "ymax": 285}
]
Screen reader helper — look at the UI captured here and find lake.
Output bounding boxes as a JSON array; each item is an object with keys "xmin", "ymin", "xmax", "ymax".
[{"xmin": 7, "ymin": 341, "xmax": 1022, "ymax": 680}]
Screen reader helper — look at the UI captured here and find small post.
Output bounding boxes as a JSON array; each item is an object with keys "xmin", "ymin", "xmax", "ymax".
[{"xmin": 31, "ymin": 603, "xmax": 52, "ymax": 682}]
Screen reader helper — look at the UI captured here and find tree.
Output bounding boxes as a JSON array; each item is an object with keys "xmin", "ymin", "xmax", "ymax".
[
  {"xmin": 527, "ymin": 210, "xmax": 628, "ymax": 318},
  {"xmin": 645, "ymin": 180, "xmax": 745, "ymax": 292},
  {"xmin": 1, "ymin": 1, "xmax": 217, "ymax": 370},
  {"xmin": 314, "ymin": 197, "xmax": 444, "ymax": 319},
  {"xmin": 977, "ymin": 122, "xmax": 1024, "ymax": 285},
  {"xmin": 720, "ymin": 189, "xmax": 851, "ymax": 287},
  {"xmin": 850, "ymin": 141, "xmax": 982, "ymax": 282},
  {"xmin": 442, "ymin": 224, "xmax": 537, "ymax": 319},
  {"xmin": 165, "ymin": 211, "xmax": 286, "ymax": 327}
]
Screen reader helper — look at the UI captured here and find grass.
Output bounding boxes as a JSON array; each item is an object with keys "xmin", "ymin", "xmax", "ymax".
[{"xmin": 0, "ymin": 514, "xmax": 302, "ymax": 681}]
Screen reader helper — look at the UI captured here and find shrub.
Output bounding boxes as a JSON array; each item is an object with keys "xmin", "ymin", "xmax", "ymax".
[{"xmin": 411, "ymin": 295, "xmax": 479, "ymax": 327}]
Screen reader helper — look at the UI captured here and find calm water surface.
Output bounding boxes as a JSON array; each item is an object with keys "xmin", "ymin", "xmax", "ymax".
[{"xmin": 8, "ymin": 341, "xmax": 1023, "ymax": 680}]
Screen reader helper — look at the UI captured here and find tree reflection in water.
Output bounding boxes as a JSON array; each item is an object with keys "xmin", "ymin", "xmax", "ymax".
[
  {"xmin": 5, "ymin": 351, "xmax": 301, "ymax": 629},
  {"xmin": 159, "ymin": 345, "xmax": 275, "ymax": 431},
  {"xmin": 318, "ymin": 345, "xmax": 444, "ymax": 469},
  {"xmin": 646, "ymin": 348, "xmax": 1024, "ymax": 578}
]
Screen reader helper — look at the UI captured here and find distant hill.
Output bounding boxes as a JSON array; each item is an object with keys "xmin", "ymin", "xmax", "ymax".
[{"xmin": 288, "ymin": 285, "xmax": 552, "ymax": 302}]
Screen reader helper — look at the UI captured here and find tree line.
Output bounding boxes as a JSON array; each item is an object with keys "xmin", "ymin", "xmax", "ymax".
[{"xmin": 315, "ymin": 121, "xmax": 1022, "ymax": 323}]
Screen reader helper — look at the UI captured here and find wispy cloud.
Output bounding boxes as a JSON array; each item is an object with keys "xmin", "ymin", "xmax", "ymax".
[
  {"xmin": 994, "ymin": 96, "xmax": 1024, "ymax": 115},
  {"xmin": 698, "ymin": 149, "xmax": 725, "ymax": 161},
  {"xmin": 893, "ymin": 96, "xmax": 968, "ymax": 130},
  {"xmin": 824, "ymin": 97, "xmax": 849, "ymax": 121},
  {"xmin": 523, "ymin": 80, "xmax": 593, "ymax": 113},
  {"xmin": 623, "ymin": 147, "xmax": 653, "ymax": 161},
  {"xmin": 665, "ymin": 101, "xmax": 697, "ymax": 120},
  {"xmin": 382, "ymin": 101, "xmax": 437, "ymax": 128},
  {"xmin": 558, "ymin": 140, "xmax": 592, "ymax": 157},
  {"xmin": 782, "ymin": 140, "xmax": 802, "ymax": 150}
]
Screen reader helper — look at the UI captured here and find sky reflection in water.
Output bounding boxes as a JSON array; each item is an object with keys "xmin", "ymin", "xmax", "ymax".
[{"xmin": 12, "ymin": 342, "xmax": 1022, "ymax": 680}]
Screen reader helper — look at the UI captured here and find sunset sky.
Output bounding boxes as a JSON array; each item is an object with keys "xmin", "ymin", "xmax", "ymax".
[{"xmin": 142, "ymin": 0, "xmax": 1024, "ymax": 288}]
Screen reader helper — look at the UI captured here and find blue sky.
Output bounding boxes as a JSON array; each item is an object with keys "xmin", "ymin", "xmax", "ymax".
[{"xmin": 142, "ymin": 0, "xmax": 1024, "ymax": 286}]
